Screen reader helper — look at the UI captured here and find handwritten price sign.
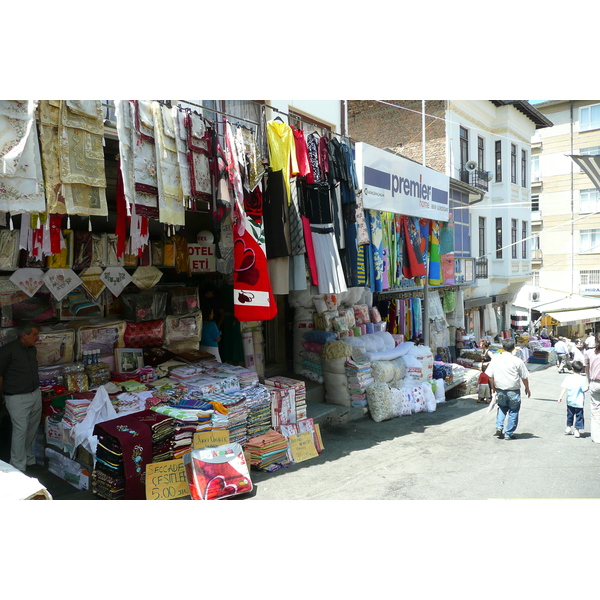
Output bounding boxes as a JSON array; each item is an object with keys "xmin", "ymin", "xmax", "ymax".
[{"xmin": 145, "ymin": 458, "xmax": 190, "ymax": 500}]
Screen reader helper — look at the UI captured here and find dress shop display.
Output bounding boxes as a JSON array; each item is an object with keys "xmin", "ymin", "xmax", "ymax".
[{"xmin": 0, "ymin": 99, "xmax": 482, "ymax": 498}]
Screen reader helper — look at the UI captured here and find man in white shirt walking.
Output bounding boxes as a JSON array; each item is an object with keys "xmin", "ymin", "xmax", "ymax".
[
  {"xmin": 486, "ymin": 338, "xmax": 531, "ymax": 440},
  {"xmin": 554, "ymin": 337, "xmax": 569, "ymax": 373}
]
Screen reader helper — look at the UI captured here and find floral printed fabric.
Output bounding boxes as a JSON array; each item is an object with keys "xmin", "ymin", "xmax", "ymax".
[
  {"xmin": 152, "ymin": 102, "xmax": 185, "ymax": 226},
  {"xmin": 43, "ymin": 268, "xmax": 83, "ymax": 302},
  {"xmin": 9, "ymin": 268, "xmax": 45, "ymax": 298},
  {"xmin": 101, "ymin": 266, "xmax": 133, "ymax": 297},
  {"xmin": 58, "ymin": 100, "xmax": 108, "ymax": 217},
  {"xmin": 0, "ymin": 100, "xmax": 46, "ymax": 214}
]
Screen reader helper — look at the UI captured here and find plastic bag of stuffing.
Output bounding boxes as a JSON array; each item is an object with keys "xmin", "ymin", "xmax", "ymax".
[
  {"xmin": 398, "ymin": 386, "xmax": 413, "ymax": 416},
  {"xmin": 289, "ymin": 289, "xmax": 315, "ymax": 308},
  {"xmin": 389, "ymin": 387, "xmax": 404, "ymax": 416},
  {"xmin": 394, "ymin": 341, "xmax": 415, "ymax": 356},
  {"xmin": 353, "ymin": 304, "xmax": 370, "ymax": 325},
  {"xmin": 303, "ymin": 330, "xmax": 337, "ymax": 344},
  {"xmin": 373, "ymin": 331, "xmax": 396, "ymax": 350},
  {"xmin": 391, "ymin": 357, "xmax": 407, "ymax": 380},
  {"xmin": 403, "ymin": 353, "xmax": 424, "ymax": 381},
  {"xmin": 322, "ymin": 339, "xmax": 352, "ymax": 361},
  {"xmin": 371, "ymin": 360, "xmax": 396, "ymax": 383},
  {"xmin": 323, "ymin": 370, "xmax": 351, "ymax": 406},
  {"xmin": 322, "ymin": 356, "xmax": 348, "ymax": 375},
  {"xmin": 300, "ymin": 350, "xmax": 321, "ymax": 364},
  {"xmin": 301, "ymin": 369, "xmax": 323, "ymax": 384},
  {"xmin": 369, "ymin": 306, "xmax": 382, "ymax": 323},
  {"xmin": 434, "ymin": 378, "xmax": 446, "ymax": 403},
  {"xmin": 410, "ymin": 384, "xmax": 427, "ymax": 413},
  {"xmin": 422, "ymin": 382, "xmax": 437, "ymax": 412},
  {"xmin": 366, "ymin": 383, "xmax": 395, "ymax": 422}
]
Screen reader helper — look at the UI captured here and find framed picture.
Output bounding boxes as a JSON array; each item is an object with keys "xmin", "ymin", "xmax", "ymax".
[{"xmin": 115, "ymin": 348, "xmax": 145, "ymax": 373}]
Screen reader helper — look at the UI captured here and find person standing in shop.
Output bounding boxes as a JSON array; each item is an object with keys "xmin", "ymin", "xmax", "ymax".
[
  {"xmin": 200, "ymin": 307, "xmax": 222, "ymax": 362},
  {"xmin": 584, "ymin": 332, "xmax": 600, "ymax": 443},
  {"xmin": 585, "ymin": 329, "xmax": 596, "ymax": 351},
  {"xmin": 0, "ymin": 322, "xmax": 42, "ymax": 472},
  {"xmin": 486, "ymin": 338, "xmax": 531, "ymax": 440}
]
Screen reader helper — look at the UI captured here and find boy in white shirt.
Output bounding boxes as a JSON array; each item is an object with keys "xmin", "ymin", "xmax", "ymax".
[{"xmin": 557, "ymin": 360, "xmax": 588, "ymax": 437}]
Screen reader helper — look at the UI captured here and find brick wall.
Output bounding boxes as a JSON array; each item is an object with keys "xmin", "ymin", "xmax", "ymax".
[{"xmin": 347, "ymin": 100, "xmax": 447, "ymax": 173}]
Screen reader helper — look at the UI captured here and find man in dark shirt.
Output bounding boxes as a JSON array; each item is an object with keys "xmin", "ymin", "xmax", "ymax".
[{"xmin": 0, "ymin": 322, "xmax": 41, "ymax": 472}]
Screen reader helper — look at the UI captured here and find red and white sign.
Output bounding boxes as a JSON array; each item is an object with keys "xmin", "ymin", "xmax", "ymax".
[{"xmin": 188, "ymin": 231, "xmax": 216, "ymax": 272}]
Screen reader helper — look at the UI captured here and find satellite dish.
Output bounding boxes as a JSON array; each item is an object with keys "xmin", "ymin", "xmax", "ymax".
[{"xmin": 465, "ymin": 160, "xmax": 478, "ymax": 172}]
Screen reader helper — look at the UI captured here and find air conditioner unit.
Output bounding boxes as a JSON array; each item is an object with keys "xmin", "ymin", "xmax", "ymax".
[{"xmin": 529, "ymin": 291, "xmax": 540, "ymax": 302}]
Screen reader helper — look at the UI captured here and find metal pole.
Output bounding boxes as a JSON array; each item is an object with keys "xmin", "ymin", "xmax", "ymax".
[{"xmin": 422, "ymin": 100, "xmax": 430, "ymax": 348}]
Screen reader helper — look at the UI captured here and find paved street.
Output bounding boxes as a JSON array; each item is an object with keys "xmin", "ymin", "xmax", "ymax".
[{"xmin": 248, "ymin": 364, "xmax": 600, "ymax": 500}]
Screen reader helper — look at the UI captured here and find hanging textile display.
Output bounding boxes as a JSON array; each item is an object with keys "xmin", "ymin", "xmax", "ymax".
[
  {"xmin": 38, "ymin": 100, "xmax": 65, "ymax": 214},
  {"xmin": 57, "ymin": 101, "xmax": 108, "ymax": 217},
  {"xmin": 132, "ymin": 266, "xmax": 163, "ymax": 290},
  {"xmin": 151, "ymin": 102, "xmax": 185, "ymax": 226},
  {"xmin": 130, "ymin": 100, "xmax": 160, "ymax": 219},
  {"xmin": 310, "ymin": 223, "xmax": 348, "ymax": 295},
  {"xmin": 227, "ymin": 121, "xmax": 277, "ymax": 322},
  {"xmin": 367, "ymin": 210, "xmax": 383, "ymax": 292},
  {"xmin": 0, "ymin": 100, "xmax": 46, "ymax": 214},
  {"xmin": 43, "ymin": 268, "xmax": 83, "ymax": 302},
  {"xmin": 401, "ymin": 215, "xmax": 426, "ymax": 279},
  {"xmin": 266, "ymin": 119, "xmax": 299, "ymax": 202},
  {"xmin": 439, "ymin": 219, "xmax": 455, "ymax": 285},
  {"xmin": 9, "ymin": 268, "xmax": 45, "ymax": 298},
  {"xmin": 236, "ymin": 124, "xmax": 265, "ymax": 192},
  {"xmin": 183, "ymin": 110, "xmax": 213, "ymax": 202},
  {"xmin": 428, "ymin": 220, "xmax": 442, "ymax": 285},
  {"xmin": 79, "ymin": 267, "xmax": 106, "ymax": 300},
  {"xmin": 101, "ymin": 267, "xmax": 133, "ymax": 297}
]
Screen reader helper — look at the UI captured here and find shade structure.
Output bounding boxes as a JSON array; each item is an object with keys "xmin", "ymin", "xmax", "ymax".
[
  {"xmin": 545, "ymin": 307, "xmax": 600, "ymax": 326},
  {"xmin": 569, "ymin": 154, "xmax": 600, "ymax": 193}
]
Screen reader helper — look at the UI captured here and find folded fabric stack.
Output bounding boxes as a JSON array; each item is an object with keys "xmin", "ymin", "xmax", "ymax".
[
  {"xmin": 62, "ymin": 398, "xmax": 92, "ymax": 428},
  {"xmin": 205, "ymin": 391, "xmax": 248, "ymax": 446},
  {"xmin": 171, "ymin": 420, "xmax": 198, "ymax": 459},
  {"xmin": 300, "ymin": 330, "xmax": 338, "ymax": 383},
  {"xmin": 169, "ymin": 364, "xmax": 206, "ymax": 381},
  {"xmin": 113, "ymin": 392, "xmax": 145, "ymax": 414},
  {"xmin": 134, "ymin": 410, "xmax": 176, "ymax": 463},
  {"xmin": 266, "ymin": 376, "xmax": 307, "ymax": 422},
  {"xmin": 528, "ymin": 340, "xmax": 553, "ymax": 364},
  {"xmin": 267, "ymin": 386, "xmax": 297, "ymax": 431},
  {"xmin": 345, "ymin": 359, "xmax": 373, "ymax": 408},
  {"xmin": 218, "ymin": 364, "xmax": 259, "ymax": 388},
  {"xmin": 93, "ymin": 433, "xmax": 126, "ymax": 500},
  {"xmin": 244, "ymin": 384, "xmax": 272, "ymax": 439},
  {"xmin": 152, "ymin": 402, "xmax": 215, "ymax": 459},
  {"xmin": 245, "ymin": 429, "xmax": 290, "ymax": 471}
]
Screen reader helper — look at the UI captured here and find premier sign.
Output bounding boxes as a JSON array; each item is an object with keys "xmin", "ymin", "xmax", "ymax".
[{"xmin": 355, "ymin": 142, "xmax": 450, "ymax": 221}]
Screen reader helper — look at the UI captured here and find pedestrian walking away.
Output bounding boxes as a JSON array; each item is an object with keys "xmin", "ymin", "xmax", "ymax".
[
  {"xmin": 584, "ymin": 332, "xmax": 600, "ymax": 443},
  {"xmin": 554, "ymin": 337, "xmax": 569, "ymax": 372},
  {"xmin": 485, "ymin": 338, "xmax": 531, "ymax": 440},
  {"xmin": 0, "ymin": 321, "xmax": 42, "ymax": 472},
  {"xmin": 557, "ymin": 360, "xmax": 588, "ymax": 438}
]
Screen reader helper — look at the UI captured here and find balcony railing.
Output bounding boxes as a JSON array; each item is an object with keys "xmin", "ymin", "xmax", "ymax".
[
  {"xmin": 459, "ymin": 168, "xmax": 490, "ymax": 192},
  {"xmin": 531, "ymin": 249, "xmax": 543, "ymax": 261},
  {"xmin": 475, "ymin": 257, "xmax": 489, "ymax": 279}
]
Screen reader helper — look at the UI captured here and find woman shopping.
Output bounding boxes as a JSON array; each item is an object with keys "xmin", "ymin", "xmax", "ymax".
[{"xmin": 583, "ymin": 331, "xmax": 600, "ymax": 443}]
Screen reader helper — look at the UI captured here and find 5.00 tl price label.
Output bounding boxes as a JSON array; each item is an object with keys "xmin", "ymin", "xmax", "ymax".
[{"xmin": 146, "ymin": 458, "xmax": 190, "ymax": 500}]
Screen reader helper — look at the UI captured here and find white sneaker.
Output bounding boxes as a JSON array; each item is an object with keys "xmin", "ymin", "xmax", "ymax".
[
  {"xmin": 574, "ymin": 429, "xmax": 581, "ymax": 438},
  {"xmin": 565, "ymin": 427, "xmax": 573, "ymax": 435}
]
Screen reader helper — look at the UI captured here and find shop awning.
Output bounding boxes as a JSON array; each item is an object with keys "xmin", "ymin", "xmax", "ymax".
[
  {"xmin": 544, "ymin": 307, "xmax": 600, "ymax": 326},
  {"xmin": 569, "ymin": 154, "xmax": 600, "ymax": 193}
]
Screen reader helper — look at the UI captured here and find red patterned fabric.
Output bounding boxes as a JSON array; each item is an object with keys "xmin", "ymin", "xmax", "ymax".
[{"xmin": 124, "ymin": 319, "xmax": 165, "ymax": 348}]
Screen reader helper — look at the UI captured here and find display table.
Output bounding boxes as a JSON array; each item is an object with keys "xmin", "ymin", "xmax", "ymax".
[{"xmin": 0, "ymin": 460, "xmax": 53, "ymax": 500}]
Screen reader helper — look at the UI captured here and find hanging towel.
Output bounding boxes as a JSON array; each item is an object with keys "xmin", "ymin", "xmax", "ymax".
[{"xmin": 428, "ymin": 220, "xmax": 442, "ymax": 285}]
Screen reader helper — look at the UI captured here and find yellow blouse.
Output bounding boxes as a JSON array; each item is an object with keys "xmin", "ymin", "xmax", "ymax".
[{"xmin": 266, "ymin": 120, "xmax": 299, "ymax": 203}]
